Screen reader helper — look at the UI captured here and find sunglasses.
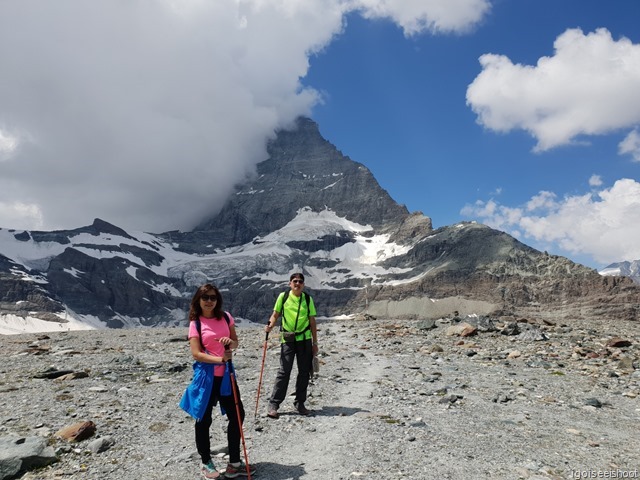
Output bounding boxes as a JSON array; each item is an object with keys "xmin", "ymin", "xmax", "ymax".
[
  {"xmin": 201, "ymin": 294, "xmax": 217, "ymax": 301},
  {"xmin": 291, "ymin": 279, "xmax": 304, "ymax": 284}
]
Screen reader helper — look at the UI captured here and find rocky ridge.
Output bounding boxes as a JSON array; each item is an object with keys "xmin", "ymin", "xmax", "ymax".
[
  {"xmin": 1, "ymin": 117, "xmax": 640, "ymax": 331},
  {"xmin": 1, "ymin": 313, "xmax": 638, "ymax": 479}
]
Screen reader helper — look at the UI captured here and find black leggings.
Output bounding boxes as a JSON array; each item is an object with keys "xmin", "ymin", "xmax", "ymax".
[{"xmin": 195, "ymin": 375, "xmax": 245, "ymax": 464}]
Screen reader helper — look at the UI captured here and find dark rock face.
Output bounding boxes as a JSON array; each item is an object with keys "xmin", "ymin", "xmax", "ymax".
[
  {"xmin": 24, "ymin": 218, "xmax": 135, "ymax": 246},
  {"xmin": 0, "ymin": 254, "xmax": 65, "ymax": 320},
  {"xmin": 46, "ymin": 248, "xmax": 187, "ymax": 327},
  {"xmin": 286, "ymin": 232, "xmax": 356, "ymax": 252}
]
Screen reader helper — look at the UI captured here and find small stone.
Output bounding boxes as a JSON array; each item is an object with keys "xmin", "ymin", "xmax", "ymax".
[
  {"xmin": 584, "ymin": 398, "xmax": 602, "ymax": 408},
  {"xmin": 55, "ymin": 421, "xmax": 97, "ymax": 442},
  {"xmin": 87, "ymin": 436, "xmax": 114, "ymax": 454},
  {"xmin": 461, "ymin": 325, "xmax": 477, "ymax": 337},
  {"xmin": 606, "ymin": 337, "xmax": 632, "ymax": 348},
  {"xmin": 55, "ymin": 371, "xmax": 89, "ymax": 381},
  {"xmin": 88, "ymin": 386, "xmax": 108, "ymax": 393},
  {"xmin": 446, "ymin": 323, "xmax": 475, "ymax": 337}
]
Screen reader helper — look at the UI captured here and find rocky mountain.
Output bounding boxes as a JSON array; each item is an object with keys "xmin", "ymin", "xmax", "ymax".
[
  {"xmin": 600, "ymin": 260, "xmax": 640, "ymax": 286},
  {"xmin": 187, "ymin": 116, "xmax": 411, "ymax": 251},
  {"xmin": 0, "ymin": 219, "xmax": 187, "ymax": 331},
  {"xmin": 1, "ymin": 117, "xmax": 639, "ymax": 333}
]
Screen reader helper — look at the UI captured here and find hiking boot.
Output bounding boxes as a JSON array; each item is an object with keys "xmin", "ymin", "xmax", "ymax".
[
  {"xmin": 267, "ymin": 407, "xmax": 279, "ymax": 419},
  {"xmin": 295, "ymin": 402, "xmax": 310, "ymax": 416},
  {"xmin": 225, "ymin": 461, "xmax": 256, "ymax": 478},
  {"xmin": 201, "ymin": 461, "xmax": 220, "ymax": 479}
]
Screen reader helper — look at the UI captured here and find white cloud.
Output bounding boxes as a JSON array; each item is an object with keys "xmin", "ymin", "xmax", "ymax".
[
  {"xmin": 525, "ymin": 191, "xmax": 557, "ymax": 212},
  {"xmin": 0, "ymin": 202, "xmax": 44, "ymax": 230},
  {"xmin": 0, "ymin": 129, "xmax": 18, "ymax": 158},
  {"xmin": 0, "ymin": 0, "xmax": 489, "ymax": 233},
  {"xmin": 462, "ymin": 179, "xmax": 640, "ymax": 265},
  {"xmin": 619, "ymin": 128, "xmax": 640, "ymax": 161},
  {"xmin": 353, "ymin": 0, "xmax": 491, "ymax": 35},
  {"xmin": 0, "ymin": 0, "xmax": 340, "ymax": 231},
  {"xmin": 589, "ymin": 175, "xmax": 603, "ymax": 187},
  {"xmin": 460, "ymin": 199, "xmax": 523, "ymax": 227},
  {"xmin": 466, "ymin": 28, "xmax": 640, "ymax": 152}
]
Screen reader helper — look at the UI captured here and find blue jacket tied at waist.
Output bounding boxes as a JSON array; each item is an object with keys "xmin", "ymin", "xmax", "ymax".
[{"xmin": 179, "ymin": 361, "xmax": 214, "ymax": 421}]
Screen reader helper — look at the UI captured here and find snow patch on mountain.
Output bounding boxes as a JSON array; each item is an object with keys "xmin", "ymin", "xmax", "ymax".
[
  {"xmin": 599, "ymin": 259, "xmax": 640, "ymax": 285},
  {"xmin": 0, "ymin": 311, "xmax": 98, "ymax": 335},
  {"xmin": 0, "ymin": 230, "xmax": 66, "ymax": 269},
  {"xmin": 168, "ymin": 207, "xmax": 417, "ymax": 290},
  {"xmin": 600, "ymin": 266, "xmax": 623, "ymax": 276}
]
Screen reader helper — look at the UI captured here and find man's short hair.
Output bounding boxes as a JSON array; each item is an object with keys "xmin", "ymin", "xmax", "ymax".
[{"xmin": 290, "ymin": 272, "xmax": 305, "ymax": 282}]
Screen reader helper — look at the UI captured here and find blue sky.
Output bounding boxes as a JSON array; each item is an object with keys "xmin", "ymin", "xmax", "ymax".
[
  {"xmin": 304, "ymin": 1, "xmax": 640, "ymax": 269},
  {"xmin": 0, "ymin": 0, "xmax": 639, "ymax": 270}
]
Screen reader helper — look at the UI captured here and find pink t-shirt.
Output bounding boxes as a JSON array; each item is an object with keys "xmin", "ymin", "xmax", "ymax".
[{"xmin": 188, "ymin": 313, "xmax": 235, "ymax": 376}]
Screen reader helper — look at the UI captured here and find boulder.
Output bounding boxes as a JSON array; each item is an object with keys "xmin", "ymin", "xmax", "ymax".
[{"xmin": 0, "ymin": 436, "xmax": 56, "ymax": 480}]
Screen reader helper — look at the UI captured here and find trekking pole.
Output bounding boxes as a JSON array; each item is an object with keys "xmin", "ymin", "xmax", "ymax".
[
  {"xmin": 226, "ymin": 346, "xmax": 252, "ymax": 479},
  {"xmin": 254, "ymin": 331, "xmax": 269, "ymax": 418}
]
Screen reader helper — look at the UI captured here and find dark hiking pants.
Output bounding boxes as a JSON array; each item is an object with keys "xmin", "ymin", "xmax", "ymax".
[
  {"xmin": 269, "ymin": 338, "xmax": 312, "ymax": 409},
  {"xmin": 195, "ymin": 375, "xmax": 245, "ymax": 464}
]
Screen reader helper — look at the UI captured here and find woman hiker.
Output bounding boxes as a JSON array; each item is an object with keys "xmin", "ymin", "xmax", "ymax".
[{"xmin": 187, "ymin": 284, "xmax": 256, "ymax": 479}]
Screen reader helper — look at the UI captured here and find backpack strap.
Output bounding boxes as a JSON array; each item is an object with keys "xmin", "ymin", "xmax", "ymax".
[
  {"xmin": 300, "ymin": 293, "xmax": 311, "ymax": 333},
  {"xmin": 280, "ymin": 291, "xmax": 311, "ymax": 334},
  {"xmin": 279, "ymin": 291, "xmax": 288, "ymax": 332},
  {"xmin": 195, "ymin": 318, "xmax": 206, "ymax": 353}
]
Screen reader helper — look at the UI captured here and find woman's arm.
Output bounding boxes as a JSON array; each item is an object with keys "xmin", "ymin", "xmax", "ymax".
[{"xmin": 219, "ymin": 324, "xmax": 239, "ymax": 350}]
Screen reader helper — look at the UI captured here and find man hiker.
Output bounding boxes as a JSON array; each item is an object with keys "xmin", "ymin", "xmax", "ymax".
[{"xmin": 264, "ymin": 272, "xmax": 318, "ymax": 417}]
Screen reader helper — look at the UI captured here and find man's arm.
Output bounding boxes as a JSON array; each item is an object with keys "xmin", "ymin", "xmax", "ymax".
[{"xmin": 265, "ymin": 310, "xmax": 281, "ymax": 333}]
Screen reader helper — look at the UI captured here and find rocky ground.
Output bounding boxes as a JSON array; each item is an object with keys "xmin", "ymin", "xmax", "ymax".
[{"xmin": 1, "ymin": 314, "xmax": 639, "ymax": 480}]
